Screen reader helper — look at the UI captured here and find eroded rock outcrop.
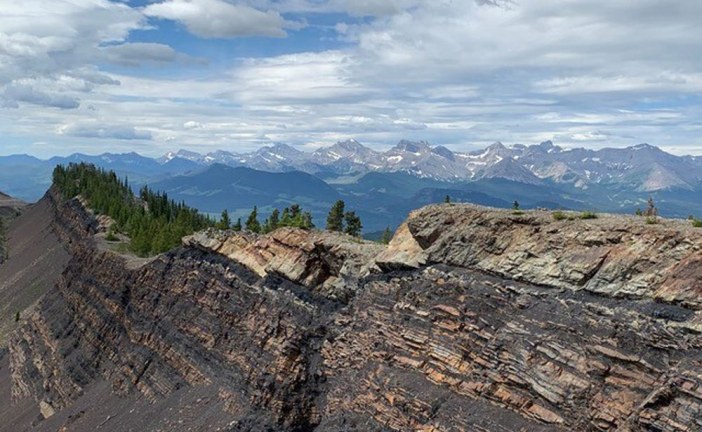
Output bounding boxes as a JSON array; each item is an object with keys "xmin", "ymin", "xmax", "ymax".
[
  {"xmin": 185, "ymin": 227, "xmax": 383, "ymax": 302},
  {"xmin": 5, "ymin": 200, "xmax": 702, "ymax": 431},
  {"xmin": 381, "ymin": 204, "xmax": 702, "ymax": 309}
]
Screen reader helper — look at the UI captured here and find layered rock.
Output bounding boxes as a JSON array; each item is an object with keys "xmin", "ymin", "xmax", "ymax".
[
  {"xmin": 319, "ymin": 266, "xmax": 702, "ymax": 431},
  {"xmin": 5, "ymin": 199, "xmax": 702, "ymax": 431},
  {"xmin": 381, "ymin": 204, "xmax": 702, "ymax": 309},
  {"xmin": 185, "ymin": 227, "xmax": 383, "ymax": 302}
]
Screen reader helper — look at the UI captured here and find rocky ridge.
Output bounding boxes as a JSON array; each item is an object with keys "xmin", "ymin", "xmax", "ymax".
[{"xmin": 3, "ymin": 195, "xmax": 702, "ymax": 431}]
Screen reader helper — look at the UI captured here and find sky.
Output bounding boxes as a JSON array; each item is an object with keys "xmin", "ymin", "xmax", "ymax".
[{"xmin": 1, "ymin": 0, "xmax": 702, "ymax": 158}]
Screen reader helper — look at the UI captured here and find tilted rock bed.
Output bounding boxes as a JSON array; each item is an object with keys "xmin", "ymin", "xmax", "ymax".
[{"xmin": 5, "ymin": 200, "xmax": 702, "ymax": 431}]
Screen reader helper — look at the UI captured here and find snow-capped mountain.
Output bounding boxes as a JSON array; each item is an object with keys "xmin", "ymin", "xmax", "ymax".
[
  {"xmin": 311, "ymin": 139, "xmax": 383, "ymax": 170},
  {"xmin": 235, "ymin": 143, "xmax": 309, "ymax": 172},
  {"xmin": 157, "ymin": 139, "xmax": 702, "ymax": 192}
]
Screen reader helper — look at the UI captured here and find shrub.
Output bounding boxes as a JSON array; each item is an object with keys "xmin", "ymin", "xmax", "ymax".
[
  {"xmin": 552, "ymin": 210, "xmax": 567, "ymax": 221},
  {"xmin": 579, "ymin": 211, "xmax": 598, "ymax": 220},
  {"xmin": 645, "ymin": 216, "xmax": 659, "ymax": 225},
  {"xmin": 105, "ymin": 227, "xmax": 118, "ymax": 242},
  {"xmin": 692, "ymin": 218, "xmax": 702, "ymax": 228}
]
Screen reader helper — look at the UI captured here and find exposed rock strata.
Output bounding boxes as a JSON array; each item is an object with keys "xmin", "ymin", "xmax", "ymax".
[
  {"xmin": 5, "ymin": 200, "xmax": 702, "ymax": 431},
  {"xmin": 185, "ymin": 227, "xmax": 383, "ymax": 302},
  {"xmin": 381, "ymin": 204, "xmax": 702, "ymax": 309}
]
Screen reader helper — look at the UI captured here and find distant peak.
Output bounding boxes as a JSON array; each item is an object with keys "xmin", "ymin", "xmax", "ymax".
[
  {"xmin": 336, "ymin": 139, "xmax": 365, "ymax": 149},
  {"xmin": 264, "ymin": 143, "xmax": 302, "ymax": 154},
  {"xmin": 177, "ymin": 149, "xmax": 201, "ymax": 155},
  {"xmin": 632, "ymin": 143, "xmax": 658, "ymax": 151},
  {"xmin": 536, "ymin": 140, "xmax": 562, "ymax": 153},
  {"xmin": 486, "ymin": 141, "xmax": 506, "ymax": 151},
  {"xmin": 394, "ymin": 140, "xmax": 431, "ymax": 153},
  {"xmin": 431, "ymin": 145, "xmax": 455, "ymax": 160}
]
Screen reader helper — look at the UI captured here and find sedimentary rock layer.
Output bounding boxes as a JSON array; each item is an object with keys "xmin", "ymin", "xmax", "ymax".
[
  {"xmin": 381, "ymin": 205, "xmax": 702, "ymax": 309},
  {"xmin": 5, "ymin": 200, "xmax": 702, "ymax": 431}
]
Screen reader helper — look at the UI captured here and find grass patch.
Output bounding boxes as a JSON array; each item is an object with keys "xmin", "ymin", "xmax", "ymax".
[
  {"xmin": 512, "ymin": 210, "xmax": 525, "ymax": 215},
  {"xmin": 692, "ymin": 218, "xmax": 702, "ymax": 228},
  {"xmin": 579, "ymin": 211, "xmax": 598, "ymax": 220},
  {"xmin": 645, "ymin": 216, "xmax": 659, "ymax": 225}
]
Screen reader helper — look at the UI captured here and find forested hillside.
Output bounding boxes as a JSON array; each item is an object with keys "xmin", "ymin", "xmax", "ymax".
[{"xmin": 53, "ymin": 163, "xmax": 214, "ymax": 256}]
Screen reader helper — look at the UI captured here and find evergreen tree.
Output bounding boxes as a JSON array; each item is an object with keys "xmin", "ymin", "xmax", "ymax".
[
  {"xmin": 245, "ymin": 206, "xmax": 261, "ymax": 233},
  {"xmin": 218, "ymin": 209, "xmax": 231, "ymax": 230},
  {"xmin": 289, "ymin": 204, "xmax": 301, "ymax": 219},
  {"xmin": 268, "ymin": 208, "xmax": 280, "ymax": 230},
  {"xmin": 512, "ymin": 200, "xmax": 520, "ymax": 211},
  {"xmin": 300, "ymin": 211, "xmax": 314, "ymax": 230},
  {"xmin": 644, "ymin": 197, "xmax": 658, "ymax": 217},
  {"xmin": 280, "ymin": 207, "xmax": 291, "ymax": 226},
  {"xmin": 344, "ymin": 211, "xmax": 362, "ymax": 237},
  {"xmin": 444, "ymin": 195, "xmax": 451, "ymax": 204},
  {"xmin": 233, "ymin": 218, "xmax": 242, "ymax": 232},
  {"xmin": 380, "ymin": 226, "xmax": 393, "ymax": 244},
  {"xmin": 326, "ymin": 200, "xmax": 345, "ymax": 232}
]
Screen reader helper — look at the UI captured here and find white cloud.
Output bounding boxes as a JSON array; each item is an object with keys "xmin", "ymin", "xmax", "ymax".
[
  {"xmin": 228, "ymin": 51, "xmax": 372, "ymax": 103},
  {"xmin": 58, "ymin": 122, "xmax": 153, "ymax": 140},
  {"xmin": 183, "ymin": 121, "xmax": 204, "ymax": 129},
  {"xmin": 0, "ymin": 0, "xmax": 146, "ymax": 109},
  {"xmin": 143, "ymin": 0, "xmax": 299, "ymax": 38}
]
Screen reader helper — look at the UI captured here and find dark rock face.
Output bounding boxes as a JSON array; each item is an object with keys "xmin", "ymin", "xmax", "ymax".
[
  {"xmin": 5, "ymin": 199, "xmax": 702, "ymax": 431},
  {"xmin": 0, "ymin": 191, "xmax": 70, "ymax": 346},
  {"xmin": 11, "ymin": 245, "xmax": 328, "ymax": 430}
]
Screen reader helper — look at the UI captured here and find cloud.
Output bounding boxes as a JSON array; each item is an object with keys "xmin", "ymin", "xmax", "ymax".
[
  {"xmin": 3, "ymin": 83, "xmax": 80, "ymax": 109},
  {"xmin": 143, "ymin": 0, "xmax": 299, "ymax": 38},
  {"xmin": 227, "ymin": 51, "xmax": 372, "ymax": 103},
  {"xmin": 0, "ymin": 0, "xmax": 146, "ymax": 109},
  {"xmin": 58, "ymin": 122, "xmax": 153, "ymax": 140},
  {"xmin": 101, "ymin": 43, "xmax": 180, "ymax": 66},
  {"xmin": 4, "ymin": 0, "xmax": 702, "ymax": 157},
  {"xmin": 183, "ymin": 120, "xmax": 203, "ymax": 129},
  {"xmin": 325, "ymin": 0, "xmax": 423, "ymax": 17},
  {"xmin": 247, "ymin": 0, "xmax": 422, "ymax": 17}
]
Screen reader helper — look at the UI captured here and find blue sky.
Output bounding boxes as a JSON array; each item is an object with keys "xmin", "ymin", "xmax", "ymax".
[{"xmin": 1, "ymin": 0, "xmax": 702, "ymax": 158}]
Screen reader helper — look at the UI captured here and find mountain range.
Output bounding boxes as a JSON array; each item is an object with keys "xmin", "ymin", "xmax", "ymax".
[
  {"xmin": 158, "ymin": 139, "xmax": 702, "ymax": 191},
  {"xmin": 2, "ymin": 139, "xmax": 702, "ymax": 232}
]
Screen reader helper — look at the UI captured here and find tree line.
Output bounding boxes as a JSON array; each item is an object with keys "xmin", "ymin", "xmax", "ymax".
[
  {"xmin": 217, "ymin": 203, "xmax": 315, "ymax": 233},
  {"xmin": 53, "ymin": 163, "xmax": 370, "ymax": 257},
  {"xmin": 53, "ymin": 163, "xmax": 215, "ymax": 256}
]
